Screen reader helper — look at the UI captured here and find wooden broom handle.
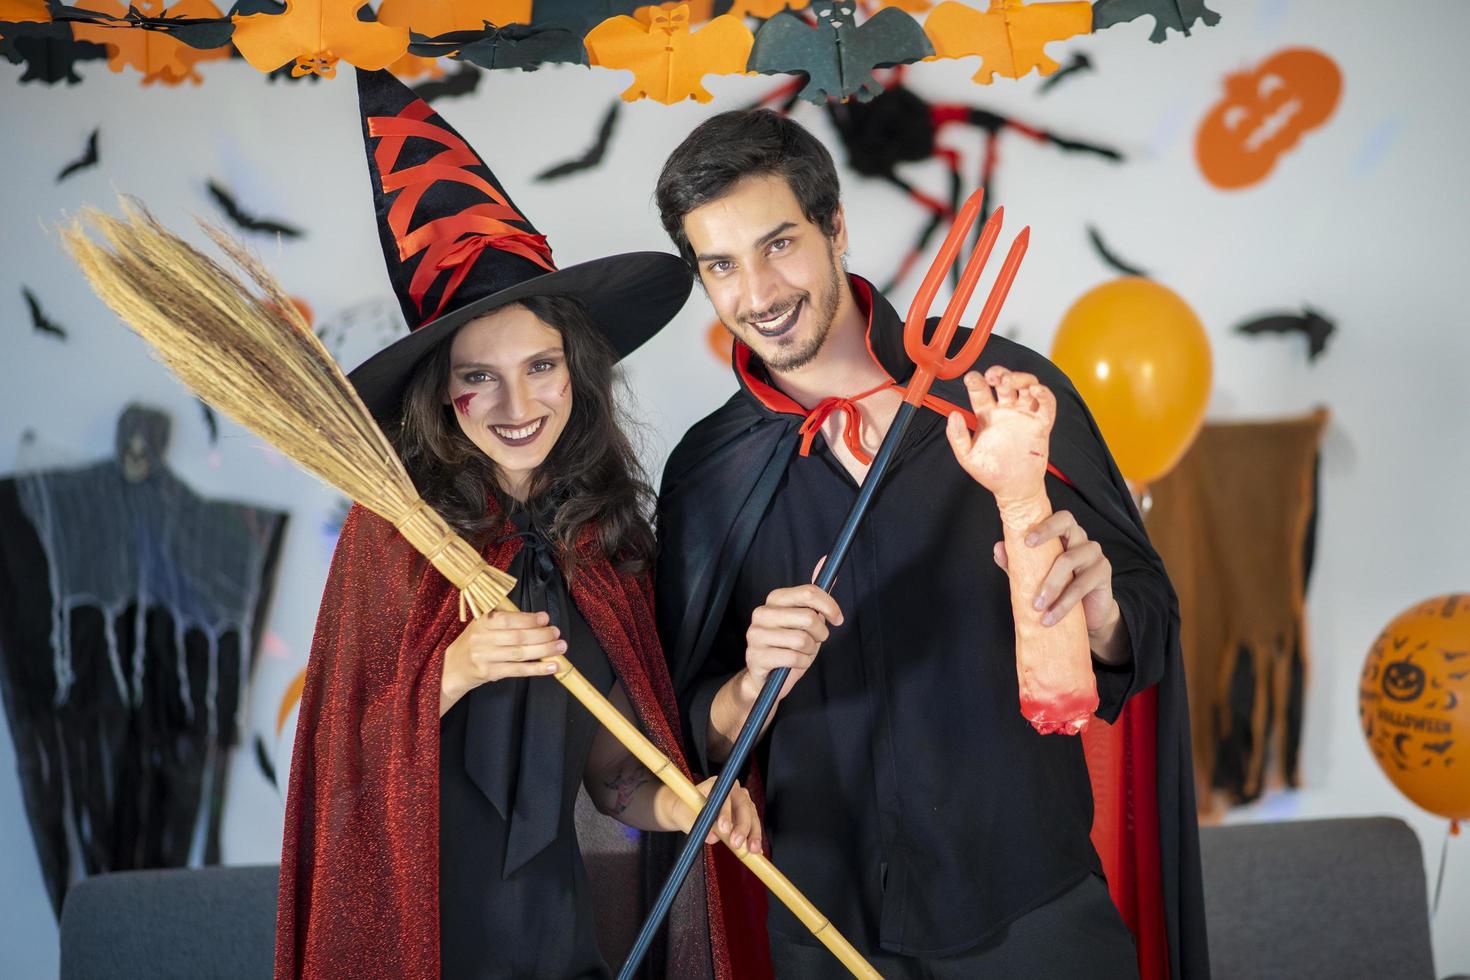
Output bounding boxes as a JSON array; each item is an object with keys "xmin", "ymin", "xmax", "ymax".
[{"xmin": 399, "ymin": 508, "xmax": 878, "ymax": 977}]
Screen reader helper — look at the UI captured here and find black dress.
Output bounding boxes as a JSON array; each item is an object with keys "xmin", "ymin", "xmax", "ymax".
[{"xmin": 439, "ymin": 516, "xmax": 617, "ymax": 979}]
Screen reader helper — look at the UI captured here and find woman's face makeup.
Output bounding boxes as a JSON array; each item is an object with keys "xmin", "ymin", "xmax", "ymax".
[{"xmin": 447, "ymin": 304, "xmax": 572, "ymax": 499}]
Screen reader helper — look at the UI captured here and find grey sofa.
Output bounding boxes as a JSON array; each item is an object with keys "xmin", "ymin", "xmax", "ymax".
[
  {"xmin": 1200, "ymin": 816, "xmax": 1464, "ymax": 980},
  {"xmin": 58, "ymin": 815, "xmax": 1460, "ymax": 978}
]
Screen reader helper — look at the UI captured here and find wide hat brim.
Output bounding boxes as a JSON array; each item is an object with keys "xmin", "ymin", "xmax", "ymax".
[{"xmin": 348, "ymin": 250, "xmax": 691, "ymax": 421}]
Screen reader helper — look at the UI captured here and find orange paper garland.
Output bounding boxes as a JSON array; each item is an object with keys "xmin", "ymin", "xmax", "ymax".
[{"xmin": 925, "ymin": 0, "xmax": 1091, "ymax": 85}]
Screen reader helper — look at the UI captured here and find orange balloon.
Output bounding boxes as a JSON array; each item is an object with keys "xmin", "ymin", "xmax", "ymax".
[
  {"xmin": 1050, "ymin": 278, "xmax": 1212, "ymax": 485},
  {"xmin": 1359, "ymin": 594, "xmax": 1470, "ymax": 822}
]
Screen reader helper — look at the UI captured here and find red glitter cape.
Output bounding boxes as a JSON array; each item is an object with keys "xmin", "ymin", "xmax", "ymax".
[{"xmin": 275, "ymin": 504, "xmax": 750, "ymax": 979}]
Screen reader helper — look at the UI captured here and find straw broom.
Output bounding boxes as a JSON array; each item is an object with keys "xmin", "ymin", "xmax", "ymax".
[{"xmin": 61, "ymin": 198, "xmax": 879, "ymax": 980}]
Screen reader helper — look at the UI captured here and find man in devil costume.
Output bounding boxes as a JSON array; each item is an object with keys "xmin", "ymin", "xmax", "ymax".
[
  {"xmin": 653, "ymin": 110, "xmax": 1208, "ymax": 977},
  {"xmin": 274, "ymin": 71, "xmax": 767, "ymax": 980}
]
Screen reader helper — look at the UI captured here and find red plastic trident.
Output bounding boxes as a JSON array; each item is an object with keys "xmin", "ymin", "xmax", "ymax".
[{"xmin": 901, "ymin": 187, "xmax": 1029, "ymax": 403}]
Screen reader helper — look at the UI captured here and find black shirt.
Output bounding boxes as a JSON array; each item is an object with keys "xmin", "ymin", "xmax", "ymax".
[
  {"xmin": 679, "ymin": 283, "xmax": 1161, "ymax": 958},
  {"xmin": 439, "ymin": 517, "xmax": 617, "ymax": 979}
]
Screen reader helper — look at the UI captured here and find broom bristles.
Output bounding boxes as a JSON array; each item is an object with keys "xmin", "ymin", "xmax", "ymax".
[{"xmin": 60, "ymin": 196, "xmax": 515, "ymax": 608}]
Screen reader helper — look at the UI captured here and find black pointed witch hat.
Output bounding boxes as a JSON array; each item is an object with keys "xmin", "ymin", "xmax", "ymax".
[{"xmin": 347, "ymin": 69, "xmax": 691, "ymax": 419}]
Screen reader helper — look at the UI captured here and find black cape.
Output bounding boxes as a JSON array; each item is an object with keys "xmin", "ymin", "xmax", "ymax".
[{"xmin": 655, "ymin": 277, "xmax": 1209, "ymax": 978}]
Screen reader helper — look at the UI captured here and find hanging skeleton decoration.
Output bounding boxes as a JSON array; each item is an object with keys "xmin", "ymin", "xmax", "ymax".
[{"xmin": 0, "ymin": 405, "xmax": 288, "ymax": 914}]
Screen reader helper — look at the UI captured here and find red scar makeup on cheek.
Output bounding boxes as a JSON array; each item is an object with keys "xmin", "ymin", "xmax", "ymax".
[{"xmin": 452, "ymin": 392, "xmax": 476, "ymax": 416}]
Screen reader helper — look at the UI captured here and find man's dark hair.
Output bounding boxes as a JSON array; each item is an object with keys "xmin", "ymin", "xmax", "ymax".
[{"xmin": 655, "ymin": 109, "xmax": 842, "ymax": 267}]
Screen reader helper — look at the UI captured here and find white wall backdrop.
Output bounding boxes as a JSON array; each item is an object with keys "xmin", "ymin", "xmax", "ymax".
[{"xmin": 3, "ymin": 1, "xmax": 1468, "ymax": 976}]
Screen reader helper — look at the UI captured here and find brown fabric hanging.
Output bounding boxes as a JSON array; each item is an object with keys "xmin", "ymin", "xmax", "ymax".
[{"xmin": 1145, "ymin": 409, "xmax": 1327, "ymax": 812}]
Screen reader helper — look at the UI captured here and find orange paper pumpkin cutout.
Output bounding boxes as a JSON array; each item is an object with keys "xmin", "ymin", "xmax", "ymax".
[
  {"xmin": 70, "ymin": 0, "xmax": 231, "ymax": 85},
  {"xmin": 1359, "ymin": 595, "xmax": 1470, "ymax": 823},
  {"xmin": 925, "ymin": 0, "xmax": 1091, "ymax": 85},
  {"xmin": 585, "ymin": 3, "xmax": 754, "ymax": 104},
  {"xmin": 232, "ymin": 0, "xmax": 410, "ymax": 78},
  {"xmin": 1195, "ymin": 47, "xmax": 1342, "ymax": 190},
  {"xmin": 378, "ymin": 0, "xmax": 530, "ymax": 79}
]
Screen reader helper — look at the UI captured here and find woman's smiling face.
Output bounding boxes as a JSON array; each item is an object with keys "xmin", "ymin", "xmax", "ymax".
[{"xmin": 446, "ymin": 303, "xmax": 572, "ymax": 500}]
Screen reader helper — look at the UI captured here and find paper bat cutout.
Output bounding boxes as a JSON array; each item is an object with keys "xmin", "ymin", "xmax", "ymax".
[
  {"xmin": 1086, "ymin": 225, "xmax": 1148, "ymax": 278},
  {"xmin": 70, "ymin": 0, "xmax": 231, "ymax": 85},
  {"xmin": 231, "ymin": 0, "xmax": 408, "ymax": 77},
  {"xmin": 410, "ymin": 60, "xmax": 480, "ymax": 99},
  {"xmin": 198, "ymin": 398, "xmax": 220, "ymax": 444},
  {"xmin": 378, "ymin": 0, "xmax": 528, "ymax": 79},
  {"xmin": 1091, "ymin": 0, "xmax": 1219, "ymax": 43},
  {"xmin": 0, "ymin": 21, "xmax": 109, "ymax": 83},
  {"xmin": 56, "ymin": 127, "xmax": 100, "ymax": 182},
  {"xmin": 1037, "ymin": 49, "xmax": 1089, "ymax": 92},
  {"xmin": 409, "ymin": 23, "xmax": 587, "ymax": 70},
  {"xmin": 253, "ymin": 733, "xmax": 277, "ymax": 788},
  {"xmin": 206, "ymin": 180, "xmax": 304, "ymax": 238},
  {"xmin": 536, "ymin": 101, "xmax": 620, "ymax": 180},
  {"xmin": 1234, "ymin": 307, "xmax": 1335, "ymax": 361},
  {"xmin": 729, "ymin": 0, "xmax": 809, "ymax": 16},
  {"xmin": 265, "ymin": 58, "xmax": 323, "ymax": 81},
  {"xmin": 749, "ymin": 1, "xmax": 932, "ymax": 104},
  {"xmin": 0, "ymin": 0, "xmax": 51, "ymax": 24},
  {"xmin": 924, "ymin": 0, "xmax": 1090, "ymax": 85},
  {"xmin": 379, "ymin": 0, "xmax": 530, "ymax": 33},
  {"xmin": 23, "ymin": 287, "xmax": 68, "ymax": 340},
  {"xmin": 52, "ymin": 1, "xmax": 237, "ymax": 50},
  {"xmin": 531, "ymin": 0, "xmax": 645, "ymax": 35},
  {"xmin": 586, "ymin": 4, "xmax": 753, "ymax": 104}
]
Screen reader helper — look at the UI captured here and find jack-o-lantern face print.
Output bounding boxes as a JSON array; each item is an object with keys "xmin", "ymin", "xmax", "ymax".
[
  {"xmin": 1195, "ymin": 47, "xmax": 1342, "ymax": 190},
  {"xmin": 1382, "ymin": 656, "xmax": 1426, "ymax": 702}
]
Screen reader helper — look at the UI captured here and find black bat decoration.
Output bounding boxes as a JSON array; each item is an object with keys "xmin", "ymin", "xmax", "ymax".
[
  {"xmin": 1038, "ymin": 51, "xmax": 1092, "ymax": 94},
  {"xmin": 253, "ymin": 733, "xmax": 277, "ymax": 788},
  {"xmin": 22, "ymin": 288, "xmax": 68, "ymax": 341},
  {"xmin": 530, "ymin": 0, "xmax": 644, "ymax": 36},
  {"xmin": 411, "ymin": 62, "xmax": 482, "ymax": 101},
  {"xmin": 1234, "ymin": 307, "xmax": 1336, "ymax": 361},
  {"xmin": 56, "ymin": 127, "xmax": 100, "ymax": 183},
  {"xmin": 749, "ymin": 1, "xmax": 934, "ymax": 104},
  {"xmin": 536, "ymin": 102, "xmax": 620, "ymax": 181},
  {"xmin": 206, "ymin": 181, "xmax": 304, "ymax": 238},
  {"xmin": 198, "ymin": 399, "xmax": 219, "ymax": 446},
  {"xmin": 1086, "ymin": 225, "xmax": 1150, "ymax": 278},
  {"xmin": 1092, "ymin": 0, "xmax": 1221, "ymax": 44},
  {"xmin": 49, "ymin": 2, "xmax": 237, "ymax": 50},
  {"xmin": 409, "ymin": 24, "xmax": 587, "ymax": 71},
  {"xmin": 0, "ymin": 21, "xmax": 109, "ymax": 85}
]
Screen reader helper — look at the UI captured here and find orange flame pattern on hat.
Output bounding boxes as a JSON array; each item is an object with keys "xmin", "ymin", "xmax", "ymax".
[{"xmin": 367, "ymin": 98, "xmax": 555, "ymax": 325}]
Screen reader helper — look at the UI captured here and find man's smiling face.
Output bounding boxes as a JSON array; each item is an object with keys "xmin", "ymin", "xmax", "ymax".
[{"xmin": 682, "ymin": 173, "xmax": 847, "ymax": 373}]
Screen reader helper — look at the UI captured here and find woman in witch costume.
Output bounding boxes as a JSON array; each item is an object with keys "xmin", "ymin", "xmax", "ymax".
[{"xmin": 274, "ymin": 71, "xmax": 761, "ymax": 980}]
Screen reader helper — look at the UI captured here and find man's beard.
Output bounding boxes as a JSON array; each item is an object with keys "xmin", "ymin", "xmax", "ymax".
[{"xmin": 730, "ymin": 246, "xmax": 844, "ymax": 373}]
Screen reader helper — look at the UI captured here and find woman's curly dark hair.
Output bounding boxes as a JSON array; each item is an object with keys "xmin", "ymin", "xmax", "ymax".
[{"xmin": 391, "ymin": 294, "xmax": 656, "ymax": 578}]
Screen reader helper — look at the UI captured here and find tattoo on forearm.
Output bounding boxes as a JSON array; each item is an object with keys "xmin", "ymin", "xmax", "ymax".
[{"xmin": 604, "ymin": 765, "xmax": 651, "ymax": 817}]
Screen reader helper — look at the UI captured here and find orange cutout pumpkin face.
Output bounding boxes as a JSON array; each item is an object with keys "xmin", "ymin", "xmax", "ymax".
[{"xmin": 1195, "ymin": 47, "xmax": 1342, "ymax": 190}]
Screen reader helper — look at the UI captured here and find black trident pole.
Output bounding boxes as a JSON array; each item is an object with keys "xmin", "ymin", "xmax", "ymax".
[{"xmin": 616, "ymin": 401, "xmax": 921, "ymax": 980}]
